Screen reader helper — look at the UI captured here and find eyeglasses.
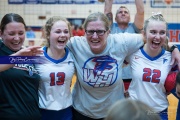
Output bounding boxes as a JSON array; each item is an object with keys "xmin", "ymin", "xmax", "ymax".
[{"xmin": 85, "ymin": 30, "xmax": 106, "ymax": 36}]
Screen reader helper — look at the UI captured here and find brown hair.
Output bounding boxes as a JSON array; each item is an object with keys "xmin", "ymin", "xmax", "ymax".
[{"xmin": 0, "ymin": 13, "xmax": 26, "ymax": 33}]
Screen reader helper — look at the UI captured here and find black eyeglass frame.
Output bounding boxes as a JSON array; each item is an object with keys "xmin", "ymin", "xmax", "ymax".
[{"xmin": 85, "ymin": 30, "xmax": 107, "ymax": 36}]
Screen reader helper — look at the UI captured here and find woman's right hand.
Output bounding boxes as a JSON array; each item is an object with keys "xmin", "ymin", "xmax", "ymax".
[{"xmin": 12, "ymin": 46, "xmax": 43, "ymax": 56}]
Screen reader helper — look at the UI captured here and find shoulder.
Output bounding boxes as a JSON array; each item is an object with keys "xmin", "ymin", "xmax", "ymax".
[
  {"xmin": 109, "ymin": 33, "xmax": 142, "ymax": 40},
  {"xmin": 69, "ymin": 36, "xmax": 86, "ymax": 43},
  {"xmin": 164, "ymin": 50, "xmax": 172, "ymax": 57},
  {"xmin": 67, "ymin": 36, "xmax": 87, "ymax": 52}
]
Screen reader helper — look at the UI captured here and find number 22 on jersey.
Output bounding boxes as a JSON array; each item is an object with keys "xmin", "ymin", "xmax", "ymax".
[{"xmin": 142, "ymin": 68, "xmax": 161, "ymax": 83}]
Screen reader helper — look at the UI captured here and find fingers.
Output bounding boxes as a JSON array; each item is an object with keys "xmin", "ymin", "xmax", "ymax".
[
  {"xmin": 124, "ymin": 90, "xmax": 130, "ymax": 98},
  {"xmin": 13, "ymin": 46, "xmax": 43, "ymax": 56},
  {"xmin": 30, "ymin": 47, "xmax": 43, "ymax": 55}
]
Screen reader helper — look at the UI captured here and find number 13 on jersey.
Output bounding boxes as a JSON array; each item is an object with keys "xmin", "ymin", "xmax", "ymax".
[{"xmin": 50, "ymin": 72, "xmax": 65, "ymax": 86}]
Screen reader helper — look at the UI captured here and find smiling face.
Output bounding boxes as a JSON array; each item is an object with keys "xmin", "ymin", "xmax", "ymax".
[
  {"xmin": 85, "ymin": 20, "xmax": 109, "ymax": 54},
  {"xmin": 49, "ymin": 20, "xmax": 70, "ymax": 50},
  {"xmin": 144, "ymin": 21, "xmax": 167, "ymax": 52},
  {"xmin": 0, "ymin": 22, "xmax": 25, "ymax": 51}
]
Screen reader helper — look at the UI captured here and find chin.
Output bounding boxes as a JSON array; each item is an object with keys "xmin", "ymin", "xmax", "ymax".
[
  {"xmin": 11, "ymin": 46, "xmax": 22, "ymax": 51},
  {"xmin": 91, "ymin": 48, "xmax": 103, "ymax": 54}
]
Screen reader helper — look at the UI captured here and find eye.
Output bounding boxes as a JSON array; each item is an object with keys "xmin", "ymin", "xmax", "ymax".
[
  {"xmin": 96, "ymin": 30, "xmax": 103, "ymax": 34},
  {"xmin": 64, "ymin": 30, "xmax": 69, "ymax": 34},
  {"xmin": 96, "ymin": 30, "xmax": 105, "ymax": 35},
  {"xmin": 124, "ymin": 11, "xmax": 128, "ymax": 14},
  {"xmin": 160, "ymin": 31, "xmax": 166, "ymax": 35},
  {"xmin": 19, "ymin": 32, "xmax": 24, "ymax": 36},
  {"xmin": 150, "ymin": 30, "xmax": 156, "ymax": 34},
  {"xmin": 55, "ymin": 31, "xmax": 61, "ymax": 34},
  {"xmin": 9, "ymin": 32, "xmax": 15, "ymax": 36},
  {"xmin": 87, "ymin": 30, "xmax": 94, "ymax": 34}
]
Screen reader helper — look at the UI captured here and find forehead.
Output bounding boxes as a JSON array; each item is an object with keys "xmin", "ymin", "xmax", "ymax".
[
  {"xmin": 5, "ymin": 22, "xmax": 25, "ymax": 30},
  {"xmin": 147, "ymin": 21, "xmax": 166, "ymax": 30},
  {"xmin": 51, "ymin": 20, "xmax": 68, "ymax": 30},
  {"xmin": 4, "ymin": 22, "xmax": 26, "ymax": 32},
  {"xmin": 86, "ymin": 20, "xmax": 105, "ymax": 30},
  {"xmin": 117, "ymin": 7, "xmax": 129, "ymax": 13}
]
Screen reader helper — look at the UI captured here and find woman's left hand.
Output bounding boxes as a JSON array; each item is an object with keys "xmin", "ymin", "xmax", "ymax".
[{"xmin": 170, "ymin": 48, "xmax": 180, "ymax": 70}]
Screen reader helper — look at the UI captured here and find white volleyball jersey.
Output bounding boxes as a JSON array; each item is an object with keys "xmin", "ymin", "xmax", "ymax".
[
  {"xmin": 67, "ymin": 33, "xmax": 143, "ymax": 119},
  {"xmin": 36, "ymin": 47, "xmax": 75, "ymax": 111},
  {"xmin": 128, "ymin": 47, "xmax": 172, "ymax": 112}
]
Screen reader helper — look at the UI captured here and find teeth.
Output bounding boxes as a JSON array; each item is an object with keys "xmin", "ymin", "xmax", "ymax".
[
  {"xmin": 153, "ymin": 41, "xmax": 160, "ymax": 44},
  {"xmin": 92, "ymin": 40, "xmax": 99, "ymax": 43}
]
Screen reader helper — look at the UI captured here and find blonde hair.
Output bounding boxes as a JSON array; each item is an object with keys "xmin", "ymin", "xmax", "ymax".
[
  {"xmin": 105, "ymin": 99, "xmax": 161, "ymax": 120},
  {"xmin": 83, "ymin": 12, "xmax": 110, "ymax": 31}
]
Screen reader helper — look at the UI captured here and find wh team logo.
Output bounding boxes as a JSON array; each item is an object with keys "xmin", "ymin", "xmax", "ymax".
[{"xmin": 83, "ymin": 55, "xmax": 118, "ymax": 87}]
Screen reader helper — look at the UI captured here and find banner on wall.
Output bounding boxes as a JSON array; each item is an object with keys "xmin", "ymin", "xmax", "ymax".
[
  {"xmin": 8, "ymin": 0, "xmax": 24, "ymax": 4},
  {"xmin": 151, "ymin": 0, "xmax": 180, "ymax": 8},
  {"xmin": 8, "ymin": 0, "xmax": 146, "ymax": 4},
  {"xmin": 168, "ymin": 23, "xmax": 180, "ymax": 42}
]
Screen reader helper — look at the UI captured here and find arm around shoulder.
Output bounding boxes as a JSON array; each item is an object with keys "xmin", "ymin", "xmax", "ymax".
[{"xmin": 0, "ymin": 46, "xmax": 43, "ymax": 72}]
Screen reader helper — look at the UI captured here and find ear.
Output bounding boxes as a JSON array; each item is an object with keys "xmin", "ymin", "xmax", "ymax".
[
  {"xmin": 115, "ymin": 16, "xmax": 117, "ymax": 22},
  {"xmin": 141, "ymin": 30, "xmax": 146, "ymax": 43},
  {"xmin": 141, "ymin": 30, "xmax": 145, "ymax": 37},
  {"xmin": 106, "ymin": 29, "xmax": 110, "ymax": 35}
]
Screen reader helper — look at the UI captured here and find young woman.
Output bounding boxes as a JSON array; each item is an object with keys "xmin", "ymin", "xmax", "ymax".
[
  {"xmin": 36, "ymin": 16, "xmax": 75, "ymax": 120},
  {"xmin": 0, "ymin": 13, "xmax": 42, "ymax": 120},
  {"xmin": 127, "ymin": 13, "xmax": 174, "ymax": 120}
]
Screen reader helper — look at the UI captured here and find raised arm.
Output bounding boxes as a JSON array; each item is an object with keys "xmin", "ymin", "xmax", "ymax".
[
  {"xmin": 134, "ymin": 0, "xmax": 144, "ymax": 30},
  {"xmin": 104, "ymin": 0, "xmax": 113, "ymax": 26}
]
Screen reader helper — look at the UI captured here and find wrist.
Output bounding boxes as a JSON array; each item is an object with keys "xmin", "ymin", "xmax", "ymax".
[{"xmin": 170, "ymin": 45, "xmax": 178, "ymax": 52}]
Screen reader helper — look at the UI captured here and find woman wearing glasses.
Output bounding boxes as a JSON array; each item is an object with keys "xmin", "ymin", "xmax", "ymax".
[{"xmin": 66, "ymin": 12, "xmax": 180, "ymax": 120}]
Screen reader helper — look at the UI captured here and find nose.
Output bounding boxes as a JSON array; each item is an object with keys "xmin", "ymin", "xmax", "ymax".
[
  {"xmin": 91, "ymin": 32, "xmax": 98, "ymax": 38},
  {"xmin": 14, "ymin": 35, "xmax": 20, "ymax": 40},
  {"xmin": 61, "ymin": 32, "xmax": 65, "ymax": 36},
  {"xmin": 155, "ymin": 34, "xmax": 160, "ymax": 39}
]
